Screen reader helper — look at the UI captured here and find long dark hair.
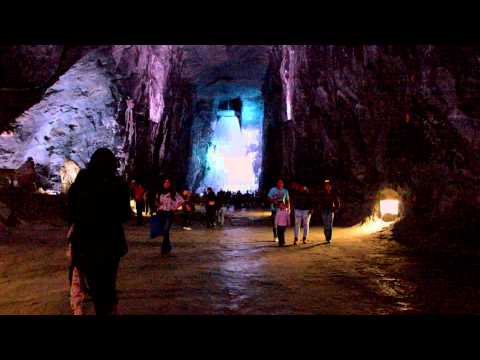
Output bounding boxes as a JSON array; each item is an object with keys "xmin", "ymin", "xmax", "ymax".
[
  {"xmin": 88, "ymin": 148, "xmax": 117, "ymax": 179},
  {"xmin": 162, "ymin": 177, "xmax": 177, "ymax": 200}
]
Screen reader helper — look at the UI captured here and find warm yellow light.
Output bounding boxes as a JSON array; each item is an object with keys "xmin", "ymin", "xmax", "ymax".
[
  {"xmin": 359, "ymin": 217, "xmax": 390, "ymax": 234},
  {"xmin": 380, "ymin": 199, "xmax": 399, "ymax": 217},
  {"xmin": 130, "ymin": 199, "xmax": 137, "ymax": 214}
]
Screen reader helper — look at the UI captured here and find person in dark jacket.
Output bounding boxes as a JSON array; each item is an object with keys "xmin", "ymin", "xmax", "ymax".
[
  {"xmin": 131, "ymin": 180, "xmax": 146, "ymax": 225},
  {"xmin": 181, "ymin": 189, "xmax": 195, "ymax": 230},
  {"xmin": 291, "ymin": 182, "xmax": 314, "ymax": 245},
  {"xmin": 68, "ymin": 148, "xmax": 130, "ymax": 315},
  {"xmin": 205, "ymin": 187, "xmax": 217, "ymax": 228},
  {"xmin": 319, "ymin": 180, "xmax": 340, "ymax": 243}
]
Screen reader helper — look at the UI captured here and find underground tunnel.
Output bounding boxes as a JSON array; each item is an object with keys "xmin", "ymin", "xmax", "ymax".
[
  {"xmin": 0, "ymin": 45, "xmax": 480, "ymax": 314},
  {"xmin": 2, "ymin": 44, "xmax": 480, "ymax": 315},
  {"xmin": 1, "ymin": 45, "xmax": 480, "ymax": 242}
]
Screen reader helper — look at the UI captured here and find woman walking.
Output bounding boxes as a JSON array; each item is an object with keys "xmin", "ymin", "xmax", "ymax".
[
  {"xmin": 67, "ymin": 148, "xmax": 130, "ymax": 315},
  {"xmin": 156, "ymin": 178, "xmax": 184, "ymax": 255}
]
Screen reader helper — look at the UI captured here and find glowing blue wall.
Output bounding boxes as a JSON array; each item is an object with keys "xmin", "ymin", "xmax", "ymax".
[{"xmin": 194, "ymin": 95, "xmax": 264, "ymax": 193}]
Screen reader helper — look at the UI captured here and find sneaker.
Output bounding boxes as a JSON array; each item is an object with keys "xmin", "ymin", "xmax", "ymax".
[
  {"xmin": 274, "ymin": 237, "xmax": 279, "ymax": 243},
  {"xmin": 183, "ymin": 226, "xmax": 192, "ymax": 230},
  {"xmin": 302, "ymin": 238, "xmax": 307, "ymax": 244}
]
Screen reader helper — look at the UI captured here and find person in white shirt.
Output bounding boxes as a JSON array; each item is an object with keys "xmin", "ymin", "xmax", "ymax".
[{"xmin": 155, "ymin": 178, "xmax": 184, "ymax": 255}]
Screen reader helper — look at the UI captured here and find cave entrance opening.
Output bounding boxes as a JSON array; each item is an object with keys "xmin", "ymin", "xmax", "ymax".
[
  {"xmin": 189, "ymin": 94, "xmax": 264, "ymax": 194},
  {"xmin": 374, "ymin": 188, "xmax": 403, "ymax": 222},
  {"xmin": 201, "ymin": 109, "xmax": 258, "ymax": 193}
]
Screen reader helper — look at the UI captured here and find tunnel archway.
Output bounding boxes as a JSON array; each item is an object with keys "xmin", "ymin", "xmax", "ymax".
[{"xmin": 372, "ymin": 187, "xmax": 405, "ymax": 222}]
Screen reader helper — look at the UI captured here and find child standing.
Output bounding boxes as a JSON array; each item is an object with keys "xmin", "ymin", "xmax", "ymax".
[{"xmin": 274, "ymin": 202, "xmax": 291, "ymax": 247}]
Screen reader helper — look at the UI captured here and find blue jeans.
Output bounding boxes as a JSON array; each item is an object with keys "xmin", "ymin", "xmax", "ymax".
[
  {"xmin": 321, "ymin": 209, "xmax": 334, "ymax": 242},
  {"xmin": 158, "ymin": 211, "xmax": 174, "ymax": 253}
]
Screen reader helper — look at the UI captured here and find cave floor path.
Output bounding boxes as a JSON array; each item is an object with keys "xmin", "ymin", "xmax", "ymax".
[{"xmin": 1, "ymin": 219, "xmax": 480, "ymax": 315}]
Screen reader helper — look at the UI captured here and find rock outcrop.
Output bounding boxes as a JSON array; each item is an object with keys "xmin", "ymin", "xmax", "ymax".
[
  {"xmin": 262, "ymin": 45, "xmax": 480, "ymax": 249},
  {"xmin": 0, "ymin": 45, "xmax": 96, "ymax": 134},
  {"xmin": 0, "ymin": 48, "xmax": 125, "ymax": 191}
]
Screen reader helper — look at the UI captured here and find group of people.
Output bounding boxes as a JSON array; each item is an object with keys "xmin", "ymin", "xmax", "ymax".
[
  {"xmin": 129, "ymin": 183, "xmax": 263, "ymax": 231},
  {"xmin": 268, "ymin": 178, "xmax": 340, "ymax": 247},
  {"xmin": 65, "ymin": 148, "xmax": 341, "ymax": 315}
]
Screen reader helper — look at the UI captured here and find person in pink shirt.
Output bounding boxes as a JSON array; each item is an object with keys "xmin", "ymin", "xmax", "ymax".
[
  {"xmin": 274, "ymin": 202, "xmax": 291, "ymax": 247},
  {"xmin": 155, "ymin": 178, "xmax": 184, "ymax": 255}
]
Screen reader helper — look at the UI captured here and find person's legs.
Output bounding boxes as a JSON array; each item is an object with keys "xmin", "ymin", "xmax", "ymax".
[
  {"xmin": 161, "ymin": 212, "xmax": 173, "ymax": 254},
  {"xmin": 81, "ymin": 257, "xmax": 119, "ymax": 316},
  {"xmin": 70, "ymin": 267, "xmax": 85, "ymax": 315},
  {"xmin": 183, "ymin": 211, "xmax": 192, "ymax": 228},
  {"xmin": 206, "ymin": 207, "xmax": 212, "ymax": 227},
  {"xmin": 136, "ymin": 201, "xmax": 143, "ymax": 225},
  {"xmin": 303, "ymin": 210, "xmax": 312, "ymax": 242},
  {"xmin": 294, "ymin": 209, "xmax": 302, "ymax": 244},
  {"xmin": 277, "ymin": 226, "xmax": 286, "ymax": 246},
  {"xmin": 96, "ymin": 258, "xmax": 120, "ymax": 315},
  {"xmin": 210, "ymin": 207, "xmax": 216, "ymax": 227},
  {"xmin": 321, "ymin": 210, "xmax": 328, "ymax": 242},
  {"xmin": 271, "ymin": 210, "xmax": 277, "ymax": 240},
  {"xmin": 322, "ymin": 210, "xmax": 334, "ymax": 242},
  {"xmin": 218, "ymin": 207, "xmax": 225, "ymax": 226},
  {"xmin": 327, "ymin": 211, "xmax": 334, "ymax": 241}
]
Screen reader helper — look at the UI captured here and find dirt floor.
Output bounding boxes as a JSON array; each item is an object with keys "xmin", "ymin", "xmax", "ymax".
[{"xmin": 1, "ymin": 212, "xmax": 480, "ymax": 315}]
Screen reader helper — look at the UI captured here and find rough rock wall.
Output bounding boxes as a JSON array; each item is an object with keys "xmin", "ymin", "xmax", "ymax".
[
  {"xmin": 0, "ymin": 45, "xmax": 96, "ymax": 133},
  {"xmin": 186, "ymin": 98, "xmax": 215, "ymax": 191},
  {"xmin": 110, "ymin": 45, "xmax": 175, "ymax": 176},
  {"xmin": 0, "ymin": 48, "xmax": 125, "ymax": 191},
  {"xmin": 108, "ymin": 45, "xmax": 194, "ymax": 186},
  {"xmin": 150, "ymin": 47, "xmax": 194, "ymax": 188},
  {"xmin": 260, "ymin": 46, "xmax": 285, "ymax": 190},
  {"xmin": 266, "ymin": 45, "xmax": 480, "ymax": 248},
  {"xmin": 0, "ymin": 45, "xmax": 196, "ymax": 190}
]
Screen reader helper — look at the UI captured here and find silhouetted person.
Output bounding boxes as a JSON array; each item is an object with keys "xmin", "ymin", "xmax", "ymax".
[
  {"xmin": 319, "ymin": 180, "xmax": 340, "ymax": 243},
  {"xmin": 181, "ymin": 190, "xmax": 195, "ymax": 230},
  {"xmin": 155, "ymin": 178, "xmax": 184, "ymax": 254},
  {"xmin": 216, "ymin": 190, "xmax": 226, "ymax": 226},
  {"xmin": 131, "ymin": 180, "xmax": 145, "ymax": 225},
  {"xmin": 68, "ymin": 148, "xmax": 130, "ymax": 315},
  {"xmin": 267, "ymin": 179, "xmax": 290, "ymax": 242},
  {"xmin": 205, "ymin": 187, "xmax": 217, "ymax": 228},
  {"xmin": 15, "ymin": 157, "xmax": 37, "ymax": 217}
]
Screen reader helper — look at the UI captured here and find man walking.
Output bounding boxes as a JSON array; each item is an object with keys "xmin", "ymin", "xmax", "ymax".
[
  {"xmin": 205, "ymin": 187, "xmax": 217, "ymax": 228},
  {"xmin": 319, "ymin": 180, "xmax": 340, "ymax": 243},
  {"xmin": 291, "ymin": 182, "xmax": 314, "ymax": 245},
  {"xmin": 267, "ymin": 179, "xmax": 290, "ymax": 242}
]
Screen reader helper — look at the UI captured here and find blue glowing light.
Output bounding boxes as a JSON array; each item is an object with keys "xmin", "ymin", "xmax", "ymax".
[{"xmin": 200, "ymin": 111, "xmax": 259, "ymax": 192}]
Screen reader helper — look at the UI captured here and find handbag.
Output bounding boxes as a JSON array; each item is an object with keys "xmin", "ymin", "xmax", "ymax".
[{"xmin": 149, "ymin": 214, "xmax": 164, "ymax": 239}]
